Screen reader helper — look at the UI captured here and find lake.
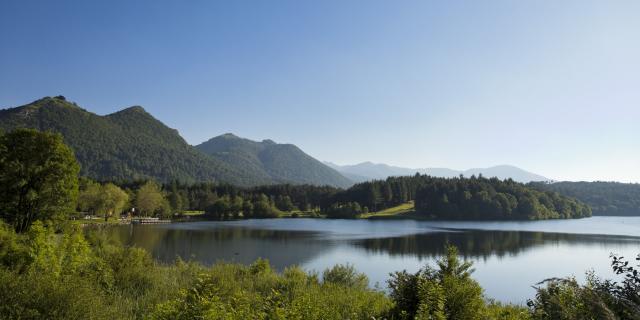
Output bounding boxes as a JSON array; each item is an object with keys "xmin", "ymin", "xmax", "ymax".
[{"xmin": 112, "ymin": 216, "xmax": 640, "ymax": 304}]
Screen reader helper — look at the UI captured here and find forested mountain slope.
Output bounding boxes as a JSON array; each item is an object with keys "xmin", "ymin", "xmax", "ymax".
[
  {"xmin": 0, "ymin": 96, "xmax": 352, "ymax": 187},
  {"xmin": 196, "ymin": 133, "xmax": 353, "ymax": 188},
  {"xmin": 0, "ymin": 97, "xmax": 265, "ymax": 185}
]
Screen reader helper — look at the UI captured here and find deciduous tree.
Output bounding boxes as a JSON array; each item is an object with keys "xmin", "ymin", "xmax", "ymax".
[{"xmin": 0, "ymin": 129, "xmax": 79, "ymax": 232}]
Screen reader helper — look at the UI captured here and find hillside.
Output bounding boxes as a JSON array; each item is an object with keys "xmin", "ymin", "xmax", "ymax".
[
  {"xmin": 196, "ymin": 134, "xmax": 352, "ymax": 188},
  {"xmin": 530, "ymin": 181, "xmax": 640, "ymax": 216},
  {"xmin": 0, "ymin": 97, "xmax": 267, "ymax": 186},
  {"xmin": 329, "ymin": 162, "xmax": 549, "ymax": 183}
]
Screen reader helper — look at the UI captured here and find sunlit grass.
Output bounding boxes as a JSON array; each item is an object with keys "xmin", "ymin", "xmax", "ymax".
[
  {"xmin": 179, "ymin": 210, "xmax": 205, "ymax": 216},
  {"xmin": 359, "ymin": 201, "xmax": 415, "ymax": 218}
]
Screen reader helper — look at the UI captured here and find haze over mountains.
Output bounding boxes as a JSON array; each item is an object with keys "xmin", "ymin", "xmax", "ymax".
[
  {"xmin": 0, "ymin": 96, "xmax": 350, "ymax": 187},
  {"xmin": 325, "ymin": 162, "xmax": 550, "ymax": 183}
]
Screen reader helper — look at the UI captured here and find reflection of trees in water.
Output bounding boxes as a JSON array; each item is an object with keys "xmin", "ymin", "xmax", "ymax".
[
  {"xmin": 353, "ymin": 230, "xmax": 640, "ymax": 261},
  {"xmin": 109, "ymin": 224, "xmax": 640, "ymax": 270},
  {"xmin": 112, "ymin": 225, "xmax": 331, "ymax": 270}
]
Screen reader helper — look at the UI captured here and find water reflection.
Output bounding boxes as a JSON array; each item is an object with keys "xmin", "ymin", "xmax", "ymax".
[
  {"xmin": 110, "ymin": 218, "xmax": 640, "ymax": 302},
  {"xmin": 112, "ymin": 219, "xmax": 640, "ymax": 270},
  {"xmin": 113, "ymin": 225, "xmax": 333, "ymax": 269},
  {"xmin": 354, "ymin": 229, "xmax": 640, "ymax": 261}
]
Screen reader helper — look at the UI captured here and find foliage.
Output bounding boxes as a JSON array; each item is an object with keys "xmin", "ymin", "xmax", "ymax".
[
  {"xmin": 0, "ymin": 220, "xmax": 392, "ymax": 319},
  {"xmin": 0, "ymin": 220, "xmax": 202, "ymax": 319},
  {"xmin": 110, "ymin": 175, "xmax": 590, "ymax": 221},
  {"xmin": 324, "ymin": 201, "xmax": 364, "ymax": 218},
  {"xmin": 4, "ymin": 220, "xmax": 637, "ymax": 319},
  {"xmin": 0, "ymin": 129, "xmax": 80, "ymax": 232},
  {"xmin": 528, "ymin": 254, "xmax": 640, "ymax": 319},
  {"xmin": 530, "ymin": 181, "xmax": 640, "ymax": 216},
  {"xmin": 329, "ymin": 174, "xmax": 589, "ymax": 220},
  {"xmin": 322, "ymin": 264, "xmax": 369, "ymax": 290},
  {"xmin": 528, "ymin": 277, "xmax": 619, "ymax": 320},
  {"xmin": 388, "ymin": 245, "xmax": 492, "ymax": 320},
  {"xmin": 151, "ymin": 261, "xmax": 390, "ymax": 320},
  {"xmin": 78, "ymin": 179, "xmax": 129, "ymax": 220},
  {"xmin": 414, "ymin": 176, "xmax": 591, "ymax": 220},
  {"xmin": 135, "ymin": 181, "xmax": 170, "ymax": 217}
]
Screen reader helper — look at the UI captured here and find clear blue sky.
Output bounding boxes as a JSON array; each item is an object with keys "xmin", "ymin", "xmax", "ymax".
[{"xmin": 1, "ymin": 0, "xmax": 638, "ymax": 182}]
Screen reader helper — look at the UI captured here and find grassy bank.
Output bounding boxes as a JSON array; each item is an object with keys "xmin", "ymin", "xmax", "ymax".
[{"xmin": 359, "ymin": 201, "xmax": 416, "ymax": 219}]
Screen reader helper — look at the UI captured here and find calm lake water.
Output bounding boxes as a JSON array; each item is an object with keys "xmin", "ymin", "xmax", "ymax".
[{"xmin": 112, "ymin": 217, "xmax": 640, "ymax": 304}]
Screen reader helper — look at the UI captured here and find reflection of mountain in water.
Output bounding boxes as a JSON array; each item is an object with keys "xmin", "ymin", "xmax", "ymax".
[
  {"xmin": 112, "ymin": 225, "xmax": 332, "ymax": 270},
  {"xmin": 353, "ymin": 229, "xmax": 640, "ymax": 261}
]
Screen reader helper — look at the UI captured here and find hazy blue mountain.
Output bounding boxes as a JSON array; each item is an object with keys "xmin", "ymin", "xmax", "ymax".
[
  {"xmin": 324, "ymin": 161, "xmax": 417, "ymax": 181},
  {"xmin": 459, "ymin": 165, "xmax": 549, "ymax": 183},
  {"xmin": 197, "ymin": 134, "xmax": 353, "ymax": 188},
  {"xmin": 328, "ymin": 162, "xmax": 550, "ymax": 183}
]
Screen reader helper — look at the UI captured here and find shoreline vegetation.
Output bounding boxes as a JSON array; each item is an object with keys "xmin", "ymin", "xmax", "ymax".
[
  {"xmin": 1, "ymin": 221, "xmax": 639, "ymax": 319},
  {"xmin": 0, "ymin": 128, "xmax": 637, "ymax": 319},
  {"xmin": 78, "ymin": 173, "xmax": 591, "ymax": 225}
]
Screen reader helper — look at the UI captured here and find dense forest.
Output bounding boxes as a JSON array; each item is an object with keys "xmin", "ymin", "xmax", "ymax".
[
  {"xmin": 101, "ymin": 180, "xmax": 338, "ymax": 220},
  {"xmin": 530, "ymin": 181, "xmax": 640, "ymax": 216},
  {"xmin": 324, "ymin": 175, "xmax": 590, "ymax": 220},
  {"xmin": 413, "ymin": 176, "xmax": 591, "ymax": 220},
  {"xmin": 110, "ymin": 173, "xmax": 590, "ymax": 221}
]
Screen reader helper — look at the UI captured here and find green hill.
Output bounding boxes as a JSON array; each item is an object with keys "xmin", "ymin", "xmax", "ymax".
[
  {"xmin": 196, "ymin": 133, "xmax": 353, "ymax": 188},
  {"xmin": 0, "ymin": 96, "xmax": 264, "ymax": 185}
]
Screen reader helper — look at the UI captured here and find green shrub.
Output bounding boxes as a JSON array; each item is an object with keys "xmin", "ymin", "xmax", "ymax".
[
  {"xmin": 528, "ymin": 277, "xmax": 617, "ymax": 320},
  {"xmin": 151, "ymin": 260, "xmax": 391, "ymax": 320},
  {"xmin": 388, "ymin": 245, "xmax": 529, "ymax": 320},
  {"xmin": 322, "ymin": 263, "xmax": 369, "ymax": 290}
]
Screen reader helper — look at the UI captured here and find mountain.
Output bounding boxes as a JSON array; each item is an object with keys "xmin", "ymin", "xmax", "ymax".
[
  {"xmin": 0, "ymin": 96, "xmax": 264, "ymax": 185},
  {"xmin": 324, "ymin": 161, "xmax": 416, "ymax": 182},
  {"xmin": 196, "ymin": 134, "xmax": 352, "ymax": 188},
  {"xmin": 0, "ymin": 96, "xmax": 351, "ymax": 187},
  {"xmin": 328, "ymin": 162, "xmax": 550, "ymax": 183},
  {"xmin": 458, "ymin": 165, "xmax": 549, "ymax": 183}
]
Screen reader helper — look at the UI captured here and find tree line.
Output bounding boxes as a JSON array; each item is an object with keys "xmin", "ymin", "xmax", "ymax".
[
  {"xmin": 325, "ymin": 174, "xmax": 591, "ymax": 220},
  {"xmin": 530, "ymin": 181, "xmax": 640, "ymax": 216},
  {"xmin": 83, "ymin": 173, "xmax": 594, "ymax": 221}
]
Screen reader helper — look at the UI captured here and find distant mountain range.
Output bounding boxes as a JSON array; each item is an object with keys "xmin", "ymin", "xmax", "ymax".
[
  {"xmin": 0, "ymin": 96, "xmax": 350, "ymax": 187},
  {"xmin": 325, "ymin": 161, "xmax": 550, "ymax": 183}
]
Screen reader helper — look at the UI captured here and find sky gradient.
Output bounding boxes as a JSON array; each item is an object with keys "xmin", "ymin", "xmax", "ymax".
[{"xmin": 1, "ymin": 0, "xmax": 638, "ymax": 182}]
